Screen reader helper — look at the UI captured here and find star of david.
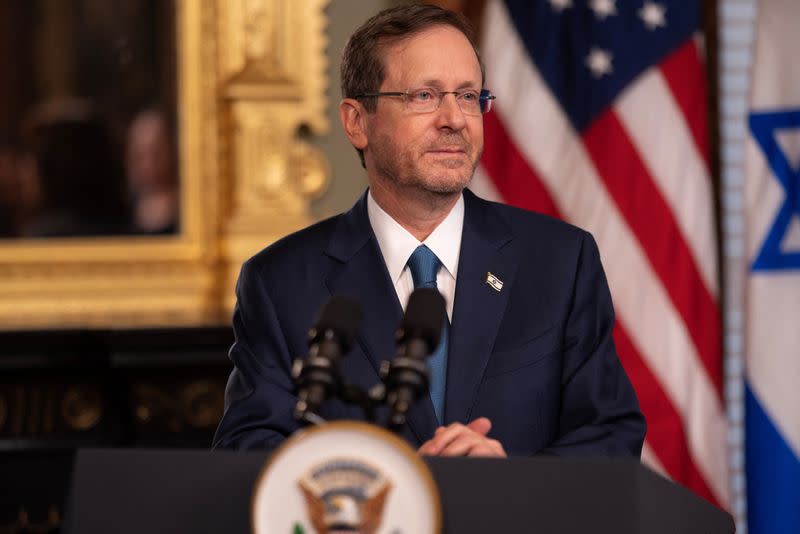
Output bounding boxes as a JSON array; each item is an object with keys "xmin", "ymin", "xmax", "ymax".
[{"xmin": 750, "ymin": 109, "xmax": 800, "ymax": 271}]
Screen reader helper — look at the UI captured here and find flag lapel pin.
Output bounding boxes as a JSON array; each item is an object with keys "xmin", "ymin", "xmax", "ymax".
[{"xmin": 485, "ymin": 272, "xmax": 503, "ymax": 292}]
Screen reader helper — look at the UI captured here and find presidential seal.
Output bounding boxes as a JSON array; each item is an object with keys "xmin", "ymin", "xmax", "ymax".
[
  {"xmin": 251, "ymin": 421, "xmax": 440, "ymax": 534},
  {"xmin": 298, "ymin": 458, "xmax": 391, "ymax": 533}
]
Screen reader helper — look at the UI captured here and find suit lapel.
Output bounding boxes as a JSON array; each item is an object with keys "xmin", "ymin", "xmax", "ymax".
[
  {"xmin": 324, "ymin": 193, "xmax": 438, "ymax": 442},
  {"xmin": 446, "ymin": 190, "xmax": 517, "ymax": 424}
]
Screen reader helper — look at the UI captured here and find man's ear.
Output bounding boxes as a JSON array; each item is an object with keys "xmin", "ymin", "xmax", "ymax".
[{"xmin": 339, "ymin": 98, "xmax": 368, "ymax": 151}]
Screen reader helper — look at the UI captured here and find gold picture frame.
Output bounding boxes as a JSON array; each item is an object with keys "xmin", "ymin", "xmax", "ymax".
[{"xmin": 0, "ymin": 0, "xmax": 330, "ymax": 330}]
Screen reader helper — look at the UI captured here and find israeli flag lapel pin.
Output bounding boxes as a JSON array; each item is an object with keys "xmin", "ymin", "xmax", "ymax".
[{"xmin": 485, "ymin": 272, "xmax": 503, "ymax": 292}]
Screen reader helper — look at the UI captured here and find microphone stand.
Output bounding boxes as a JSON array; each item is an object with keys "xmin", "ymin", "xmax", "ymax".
[{"xmin": 292, "ymin": 289, "xmax": 445, "ymax": 434}]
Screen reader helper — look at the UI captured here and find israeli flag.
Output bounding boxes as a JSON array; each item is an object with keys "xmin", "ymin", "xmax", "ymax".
[{"xmin": 745, "ymin": 0, "xmax": 800, "ymax": 532}]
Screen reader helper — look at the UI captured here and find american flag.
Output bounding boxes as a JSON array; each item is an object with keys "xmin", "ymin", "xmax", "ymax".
[{"xmin": 471, "ymin": 0, "xmax": 728, "ymax": 506}]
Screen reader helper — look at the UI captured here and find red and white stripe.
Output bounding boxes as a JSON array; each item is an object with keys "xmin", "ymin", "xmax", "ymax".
[{"xmin": 475, "ymin": 0, "xmax": 728, "ymax": 507}]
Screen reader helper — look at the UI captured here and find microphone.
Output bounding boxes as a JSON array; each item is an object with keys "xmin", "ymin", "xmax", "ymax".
[
  {"xmin": 292, "ymin": 296, "xmax": 362, "ymax": 424},
  {"xmin": 381, "ymin": 288, "xmax": 446, "ymax": 431}
]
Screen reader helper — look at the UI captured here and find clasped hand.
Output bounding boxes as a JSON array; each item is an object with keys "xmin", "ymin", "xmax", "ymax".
[{"xmin": 418, "ymin": 417, "xmax": 507, "ymax": 458}]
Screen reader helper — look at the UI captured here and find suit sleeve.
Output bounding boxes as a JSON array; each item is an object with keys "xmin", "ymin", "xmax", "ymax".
[
  {"xmin": 539, "ymin": 231, "xmax": 646, "ymax": 457},
  {"xmin": 212, "ymin": 259, "xmax": 301, "ymax": 451}
]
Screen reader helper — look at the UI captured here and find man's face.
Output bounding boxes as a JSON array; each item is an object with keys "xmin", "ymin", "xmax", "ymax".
[{"xmin": 363, "ymin": 25, "xmax": 484, "ymax": 196}]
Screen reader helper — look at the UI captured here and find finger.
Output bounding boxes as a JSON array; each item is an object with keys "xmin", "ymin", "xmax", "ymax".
[
  {"xmin": 418, "ymin": 439, "xmax": 436, "ymax": 456},
  {"xmin": 418, "ymin": 433, "xmax": 451, "ymax": 456},
  {"xmin": 466, "ymin": 417, "xmax": 492, "ymax": 436},
  {"xmin": 490, "ymin": 439, "xmax": 507, "ymax": 457},
  {"xmin": 465, "ymin": 443, "xmax": 501, "ymax": 457},
  {"xmin": 440, "ymin": 434, "xmax": 485, "ymax": 457},
  {"xmin": 442, "ymin": 434, "xmax": 507, "ymax": 458},
  {"xmin": 467, "ymin": 439, "xmax": 507, "ymax": 458},
  {"xmin": 425, "ymin": 423, "xmax": 470, "ymax": 455}
]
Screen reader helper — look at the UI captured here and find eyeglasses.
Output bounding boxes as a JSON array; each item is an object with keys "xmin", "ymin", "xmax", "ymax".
[{"xmin": 354, "ymin": 87, "xmax": 496, "ymax": 115}]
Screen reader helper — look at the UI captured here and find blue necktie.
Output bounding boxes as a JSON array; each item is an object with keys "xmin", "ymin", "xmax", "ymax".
[{"xmin": 407, "ymin": 245, "xmax": 448, "ymax": 424}]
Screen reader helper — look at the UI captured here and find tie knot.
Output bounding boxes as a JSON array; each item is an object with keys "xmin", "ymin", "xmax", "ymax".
[{"xmin": 407, "ymin": 245, "xmax": 442, "ymax": 289}]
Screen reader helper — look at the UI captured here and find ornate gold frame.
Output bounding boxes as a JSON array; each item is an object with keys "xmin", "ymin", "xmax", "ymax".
[{"xmin": 0, "ymin": 0, "xmax": 330, "ymax": 330}]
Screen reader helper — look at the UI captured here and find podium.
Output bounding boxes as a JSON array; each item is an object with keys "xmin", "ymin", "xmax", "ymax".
[{"xmin": 63, "ymin": 449, "xmax": 733, "ymax": 533}]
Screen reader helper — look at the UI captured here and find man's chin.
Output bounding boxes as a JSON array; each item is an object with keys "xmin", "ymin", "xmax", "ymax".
[
  {"xmin": 419, "ymin": 174, "xmax": 472, "ymax": 196},
  {"xmin": 426, "ymin": 153, "xmax": 471, "ymax": 169}
]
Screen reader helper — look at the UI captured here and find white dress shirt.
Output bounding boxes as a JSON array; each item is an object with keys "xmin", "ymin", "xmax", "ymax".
[{"xmin": 367, "ymin": 190, "xmax": 464, "ymax": 320}]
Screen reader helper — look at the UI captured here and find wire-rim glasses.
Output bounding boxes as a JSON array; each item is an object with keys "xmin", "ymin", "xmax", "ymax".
[{"xmin": 354, "ymin": 87, "xmax": 495, "ymax": 115}]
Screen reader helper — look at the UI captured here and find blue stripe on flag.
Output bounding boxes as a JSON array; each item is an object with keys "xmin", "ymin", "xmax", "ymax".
[
  {"xmin": 746, "ymin": 384, "xmax": 800, "ymax": 533},
  {"xmin": 501, "ymin": 0, "xmax": 698, "ymax": 131}
]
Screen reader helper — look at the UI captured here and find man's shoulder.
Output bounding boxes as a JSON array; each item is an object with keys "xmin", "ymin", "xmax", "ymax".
[
  {"xmin": 243, "ymin": 212, "xmax": 345, "ymax": 275},
  {"xmin": 468, "ymin": 190, "xmax": 588, "ymax": 245}
]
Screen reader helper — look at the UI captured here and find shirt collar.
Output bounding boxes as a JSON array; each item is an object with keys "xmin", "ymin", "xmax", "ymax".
[{"xmin": 367, "ymin": 190, "xmax": 464, "ymax": 284}]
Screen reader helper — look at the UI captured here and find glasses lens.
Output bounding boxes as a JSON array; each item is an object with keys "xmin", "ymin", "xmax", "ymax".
[
  {"xmin": 479, "ymin": 90, "xmax": 493, "ymax": 114},
  {"xmin": 457, "ymin": 91, "xmax": 482, "ymax": 115},
  {"xmin": 407, "ymin": 88, "xmax": 439, "ymax": 113}
]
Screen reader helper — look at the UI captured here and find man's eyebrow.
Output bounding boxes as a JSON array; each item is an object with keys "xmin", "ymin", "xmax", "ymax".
[{"xmin": 415, "ymin": 79, "xmax": 482, "ymax": 90}]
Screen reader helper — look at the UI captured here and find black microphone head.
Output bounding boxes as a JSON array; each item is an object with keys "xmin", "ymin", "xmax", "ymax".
[
  {"xmin": 398, "ymin": 288, "xmax": 446, "ymax": 351},
  {"xmin": 308, "ymin": 296, "xmax": 362, "ymax": 351}
]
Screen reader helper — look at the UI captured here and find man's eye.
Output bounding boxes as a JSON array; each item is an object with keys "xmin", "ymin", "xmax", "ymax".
[
  {"xmin": 460, "ymin": 91, "xmax": 479, "ymax": 102},
  {"xmin": 412, "ymin": 90, "xmax": 435, "ymax": 101}
]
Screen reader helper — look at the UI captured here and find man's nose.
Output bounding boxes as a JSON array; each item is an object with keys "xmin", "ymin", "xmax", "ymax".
[{"xmin": 435, "ymin": 93, "xmax": 467, "ymax": 129}]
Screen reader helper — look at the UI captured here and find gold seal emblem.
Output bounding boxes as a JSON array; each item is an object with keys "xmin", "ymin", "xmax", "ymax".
[
  {"xmin": 298, "ymin": 458, "xmax": 391, "ymax": 533},
  {"xmin": 251, "ymin": 421, "xmax": 441, "ymax": 534}
]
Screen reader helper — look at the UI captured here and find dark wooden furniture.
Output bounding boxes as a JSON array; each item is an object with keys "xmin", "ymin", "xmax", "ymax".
[{"xmin": 0, "ymin": 327, "xmax": 233, "ymax": 532}]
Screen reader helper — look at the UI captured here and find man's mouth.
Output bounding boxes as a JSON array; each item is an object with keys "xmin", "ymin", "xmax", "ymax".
[{"xmin": 427, "ymin": 147, "xmax": 467, "ymax": 154}]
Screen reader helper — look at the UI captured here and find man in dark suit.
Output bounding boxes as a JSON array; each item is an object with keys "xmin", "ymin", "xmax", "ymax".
[{"xmin": 213, "ymin": 4, "xmax": 645, "ymax": 458}]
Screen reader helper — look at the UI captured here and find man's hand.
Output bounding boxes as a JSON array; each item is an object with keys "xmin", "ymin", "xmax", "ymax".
[{"xmin": 418, "ymin": 417, "xmax": 507, "ymax": 458}]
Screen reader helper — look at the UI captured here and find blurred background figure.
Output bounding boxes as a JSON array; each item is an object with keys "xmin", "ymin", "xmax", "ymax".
[
  {"xmin": 126, "ymin": 109, "xmax": 179, "ymax": 235},
  {"xmin": 0, "ymin": 134, "xmax": 40, "ymax": 237},
  {"xmin": 0, "ymin": 137, "xmax": 23, "ymax": 236},
  {"xmin": 21, "ymin": 100, "xmax": 132, "ymax": 238}
]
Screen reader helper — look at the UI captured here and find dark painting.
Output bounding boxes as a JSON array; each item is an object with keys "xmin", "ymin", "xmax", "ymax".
[{"xmin": 0, "ymin": 0, "xmax": 178, "ymax": 238}]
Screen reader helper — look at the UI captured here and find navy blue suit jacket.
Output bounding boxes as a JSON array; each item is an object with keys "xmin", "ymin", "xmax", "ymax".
[{"xmin": 213, "ymin": 189, "xmax": 645, "ymax": 456}]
